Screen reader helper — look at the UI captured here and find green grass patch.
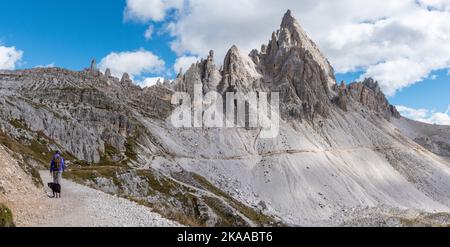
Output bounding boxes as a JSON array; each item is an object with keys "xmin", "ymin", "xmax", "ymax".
[
  {"xmin": 124, "ymin": 137, "xmax": 138, "ymax": 161},
  {"xmin": 104, "ymin": 144, "xmax": 120, "ymax": 157},
  {"xmin": 96, "ymin": 144, "xmax": 129, "ymax": 167},
  {"xmin": 0, "ymin": 204, "xmax": 15, "ymax": 227},
  {"xmin": 0, "ymin": 132, "xmax": 45, "ymax": 186},
  {"xmin": 192, "ymin": 173, "xmax": 279, "ymax": 226},
  {"xmin": 64, "ymin": 166, "xmax": 126, "ymax": 187},
  {"xmin": 9, "ymin": 118, "xmax": 28, "ymax": 130},
  {"xmin": 136, "ymin": 170, "xmax": 177, "ymax": 195},
  {"xmin": 203, "ymin": 196, "xmax": 248, "ymax": 227}
]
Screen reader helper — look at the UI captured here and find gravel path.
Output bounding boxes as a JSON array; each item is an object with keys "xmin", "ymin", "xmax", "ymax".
[{"xmin": 32, "ymin": 171, "xmax": 181, "ymax": 227}]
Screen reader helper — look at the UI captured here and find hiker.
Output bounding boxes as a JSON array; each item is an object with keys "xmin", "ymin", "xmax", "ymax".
[{"xmin": 50, "ymin": 151, "xmax": 65, "ymax": 187}]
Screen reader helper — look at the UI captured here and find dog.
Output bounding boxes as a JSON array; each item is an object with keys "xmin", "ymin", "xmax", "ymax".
[{"xmin": 48, "ymin": 183, "xmax": 61, "ymax": 198}]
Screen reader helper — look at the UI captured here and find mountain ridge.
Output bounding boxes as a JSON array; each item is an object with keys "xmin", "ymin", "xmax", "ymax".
[{"xmin": 1, "ymin": 10, "xmax": 450, "ymax": 226}]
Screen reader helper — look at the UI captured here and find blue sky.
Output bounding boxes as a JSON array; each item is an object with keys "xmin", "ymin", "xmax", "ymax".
[
  {"xmin": 0, "ymin": 0, "xmax": 176, "ymax": 76},
  {"xmin": 0, "ymin": 0, "xmax": 449, "ymax": 124}
]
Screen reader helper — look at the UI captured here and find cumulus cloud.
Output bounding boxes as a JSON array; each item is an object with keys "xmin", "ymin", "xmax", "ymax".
[
  {"xmin": 359, "ymin": 59, "xmax": 429, "ymax": 96},
  {"xmin": 144, "ymin": 25, "xmax": 154, "ymax": 40},
  {"xmin": 138, "ymin": 76, "xmax": 165, "ymax": 87},
  {"xmin": 419, "ymin": 0, "xmax": 450, "ymax": 11},
  {"xmin": 0, "ymin": 45, "xmax": 23, "ymax": 70},
  {"xmin": 397, "ymin": 105, "xmax": 450, "ymax": 125},
  {"xmin": 124, "ymin": 0, "xmax": 450, "ymax": 96},
  {"xmin": 173, "ymin": 56, "xmax": 199, "ymax": 74},
  {"xmin": 34, "ymin": 63, "xmax": 55, "ymax": 68},
  {"xmin": 98, "ymin": 49, "xmax": 165, "ymax": 79},
  {"xmin": 124, "ymin": 0, "xmax": 183, "ymax": 22}
]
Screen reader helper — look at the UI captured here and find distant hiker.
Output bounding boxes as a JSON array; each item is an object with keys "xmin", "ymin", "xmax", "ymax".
[{"xmin": 49, "ymin": 151, "xmax": 65, "ymax": 198}]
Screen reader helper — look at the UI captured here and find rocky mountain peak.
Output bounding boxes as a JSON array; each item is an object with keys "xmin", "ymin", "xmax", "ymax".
[
  {"xmin": 156, "ymin": 78, "xmax": 162, "ymax": 86},
  {"xmin": 339, "ymin": 80, "xmax": 347, "ymax": 90},
  {"xmin": 218, "ymin": 45, "xmax": 261, "ymax": 93},
  {"xmin": 171, "ymin": 10, "xmax": 400, "ymax": 122},
  {"xmin": 362, "ymin": 78, "xmax": 381, "ymax": 92},
  {"xmin": 121, "ymin": 72, "xmax": 130, "ymax": 82},
  {"xmin": 87, "ymin": 58, "xmax": 101, "ymax": 76},
  {"xmin": 90, "ymin": 59, "xmax": 97, "ymax": 71},
  {"xmin": 346, "ymin": 78, "xmax": 400, "ymax": 119},
  {"xmin": 104, "ymin": 68, "xmax": 111, "ymax": 78},
  {"xmin": 278, "ymin": 10, "xmax": 336, "ymax": 88},
  {"xmin": 120, "ymin": 73, "xmax": 133, "ymax": 87},
  {"xmin": 280, "ymin": 9, "xmax": 295, "ymax": 30},
  {"xmin": 207, "ymin": 50, "xmax": 214, "ymax": 62},
  {"xmin": 172, "ymin": 50, "xmax": 221, "ymax": 96},
  {"xmin": 222, "ymin": 45, "xmax": 243, "ymax": 74}
]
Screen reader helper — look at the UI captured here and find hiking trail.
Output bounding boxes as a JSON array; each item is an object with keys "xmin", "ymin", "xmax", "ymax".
[{"xmin": 25, "ymin": 171, "xmax": 181, "ymax": 227}]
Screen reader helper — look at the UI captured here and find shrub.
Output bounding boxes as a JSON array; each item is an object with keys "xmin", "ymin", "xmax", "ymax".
[{"xmin": 0, "ymin": 204, "xmax": 15, "ymax": 227}]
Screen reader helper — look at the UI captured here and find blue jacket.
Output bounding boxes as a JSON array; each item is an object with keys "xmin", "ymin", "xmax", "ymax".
[{"xmin": 50, "ymin": 154, "xmax": 65, "ymax": 172}]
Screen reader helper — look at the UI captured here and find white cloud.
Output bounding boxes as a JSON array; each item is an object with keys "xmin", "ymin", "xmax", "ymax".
[
  {"xmin": 396, "ymin": 105, "xmax": 429, "ymax": 120},
  {"xmin": 173, "ymin": 55, "xmax": 199, "ymax": 74},
  {"xmin": 124, "ymin": 0, "xmax": 450, "ymax": 96},
  {"xmin": 397, "ymin": 105, "xmax": 450, "ymax": 125},
  {"xmin": 34, "ymin": 63, "xmax": 55, "ymax": 68},
  {"xmin": 144, "ymin": 25, "xmax": 154, "ymax": 40},
  {"xmin": 359, "ymin": 58, "xmax": 429, "ymax": 96},
  {"xmin": 98, "ymin": 49, "xmax": 165, "ymax": 79},
  {"xmin": 138, "ymin": 76, "xmax": 165, "ymax": 87},
  {"xmin": 419, "ymin": 0, "xmax": 450, "ymax": 11},
  {"xmin": 0, "ymin": 46, "xmax": 23, "ymax": 70},
  {"xmin": 124, "ymin": 0, "xmax": 184, "ymax": 22}
]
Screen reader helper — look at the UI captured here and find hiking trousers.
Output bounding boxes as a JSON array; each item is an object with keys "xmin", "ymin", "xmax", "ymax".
[{"xmin": 53, "ymin": 171, "xmax": 62, "ymax": 185}]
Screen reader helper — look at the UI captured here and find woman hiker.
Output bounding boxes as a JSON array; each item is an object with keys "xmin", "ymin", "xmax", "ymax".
[{"xmin": 50, "ymin": 151, "xmax": 65, "ymax": 197}]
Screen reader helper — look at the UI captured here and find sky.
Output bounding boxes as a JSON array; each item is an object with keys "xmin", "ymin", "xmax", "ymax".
[{"xmin": 0, "ymin": 0, "xmax": 449, "ymax": 125}]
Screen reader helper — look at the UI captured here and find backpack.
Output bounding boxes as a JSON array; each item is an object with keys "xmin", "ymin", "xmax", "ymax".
[{"xmin": 54, "ymin": 156, "xmax": 61, "ymax": 170}]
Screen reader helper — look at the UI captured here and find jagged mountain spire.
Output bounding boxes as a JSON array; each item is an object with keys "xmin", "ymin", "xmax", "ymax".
[
  {"xmin": 219, "ymin": 45, "xmax": 261, "ymax": 93},
  {"xmin": 277, "ymin": 10, "xmax": 336, "ymax": 88},
  {"xmin": 90, "ymin": 59, "xmax": 97, "ymax": 71},
  {"xmin": 104, "ymin": 68, "xmax": 111, "ymax": 77},
  {"xmin": 121, "ymin": 72, "xmax": 131, "ymax": 83},
  {"xmin": 280, "ymin": 9, "xmax": 295, "ymax": 28}
]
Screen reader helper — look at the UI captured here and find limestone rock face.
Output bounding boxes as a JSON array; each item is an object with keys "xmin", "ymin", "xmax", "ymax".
[
  {"xmin": 172, "ymin": 10, "xmax": 341, "ymax": 121},
  {"xmin": 0, "ymin": 10, "xmax": 401, "ymax": 164},
  {"xmin": 334, "ymin": 81, "xmax": 348, "ymax": 112},
  {"xmin": 90, "ymin": 59, "xmax": 97, "ymax": 72},
  {"xmin": 243, "ymin": 10, "xmax": 338, "ymax": 120},
  {"xmin": 0, "ymin": 67, "xmax": 173, "ymax": 162},
  {"xmin": 218, "ymin": 45, "xmax": 261, "ymax": 93},
  {"xmin": 104, "ymin": 68, "xmax": 111, "ymax": 78},
  {"xmin": 347, "ymin": 78, "xmax": 400, "ymax": 119},
  {"xmin": 1, "ymin": 10, "xmax": 450, "ymax": 227},
  {"xmin": 277, "ymin": 10, "xmax": 336, "ymax": 90},
  {"xmin": 121, "ymin": 73, "xmax": 131, "ymax": 84},
  {"xmin": 173, "ymin": 51, "xmax": 221, "ymax": 97}
]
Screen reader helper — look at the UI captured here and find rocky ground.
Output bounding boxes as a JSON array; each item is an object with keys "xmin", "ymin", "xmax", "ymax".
[
  {"xmin": 335, "ymin": 206, "xmax": 450, "ymax": 227},
  {"xmin": 0, "ymin": 145, "xmax": 49, "ymax": 226}
]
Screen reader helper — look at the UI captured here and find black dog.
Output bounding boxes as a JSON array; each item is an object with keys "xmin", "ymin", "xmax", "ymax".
[{"xmin": 48, "ymin": 183, "xmax": 61, "ymax": 198}]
